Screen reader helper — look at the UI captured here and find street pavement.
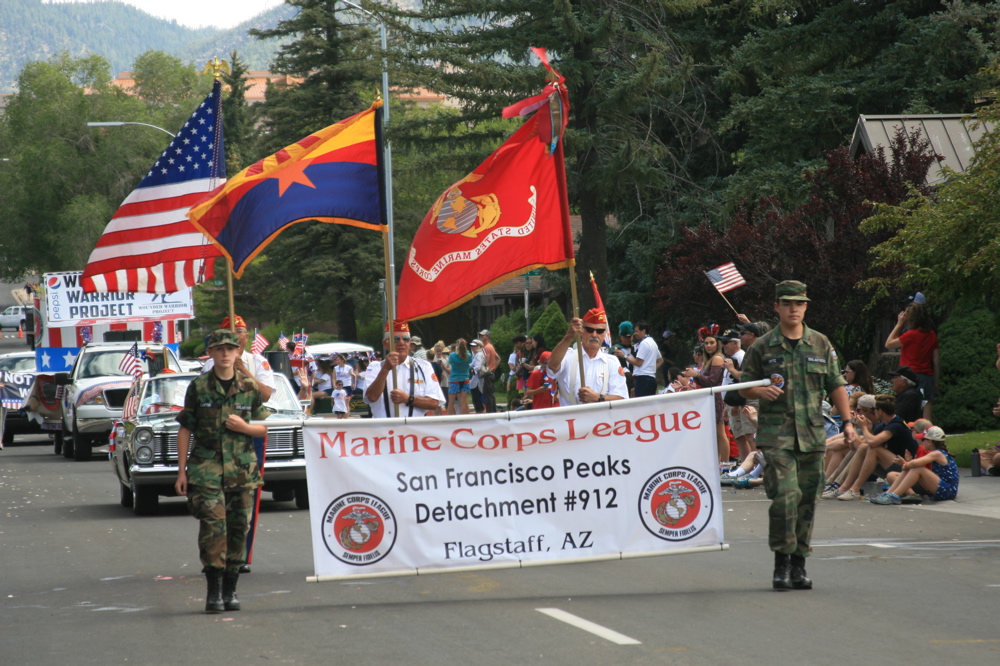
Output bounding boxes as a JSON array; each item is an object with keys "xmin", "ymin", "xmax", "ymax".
[
  {"xmin": 2, "ymin": 429, "xmax": 998, "ymax": 665},
  {"xmin": 2, "ymin": 337, "xmax": 997, "ymax": 664}
]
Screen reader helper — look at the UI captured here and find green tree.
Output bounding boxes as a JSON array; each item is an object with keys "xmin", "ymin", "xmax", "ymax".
[
  {"xmin": 382, "ymin": 0, "xmax": 718, "ymax": 309},
  {"xmin": 0, "ymin": 52, "xmax": 214, "ymax": 278},
  {"xmin": 530, "ymin": 301, "xmax": 569, "ymax": 351},
  {"xmin": 220, "ymin": 50, "xmax": 257, "ymax": 174},
  {"xmin": 241, "ymin": 0, "xmax": 386, "ymax": 340},
  {"xmin": 931, "ymin": 298, "xmax": 1000, "ymax": 433},
  {"xmin": 713, "ymin": 0, "xmax": 1000, "ymax": 208},
  {"xmin": 863, "ymin": 99, "xmax": 1000, "ymax": 307}
]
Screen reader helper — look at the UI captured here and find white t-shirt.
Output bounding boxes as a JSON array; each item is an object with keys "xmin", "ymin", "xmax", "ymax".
[
  {"xmin": 314, "ymin": 371, "xmax": 332, "ymax": 393},
  {"xmin": 363, "ymin": 357, "xmax": 446, "ymax": 418},
  {"xmin": 508, "ymin": 352, "xmax": 518, "ymax": 371},
  {"xmin": 332, "ymin": 388, "xmax": 349, "ymax": 413},
  {"xmin": 722, "ymin": 348, "xmax": 746, "ymax": 387},
  {"xmin": 632, "ymin": 335, "xmax": 661, "ymax": 377},
  {"xmin": 551, "ymin": 347, "xmax": 629, "ymax": 406},
  {"xmin": 334, "ymin": 364, "xmax": 354, "ymax": 390}
]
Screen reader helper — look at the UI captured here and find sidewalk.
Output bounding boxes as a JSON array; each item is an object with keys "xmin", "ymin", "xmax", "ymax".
[{"xmin": 916, "ymin": 469, "xmax": 1000, "ymax": 520}]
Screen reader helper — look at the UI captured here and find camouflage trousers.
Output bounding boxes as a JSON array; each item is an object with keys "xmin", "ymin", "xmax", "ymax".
[
  {"xmin": 187, "ymin": 486, "xmax": 252, "ymax": 572},
  {"xmin": 761, "ymin": 447, "xmax": 824, "ymax": 557}
]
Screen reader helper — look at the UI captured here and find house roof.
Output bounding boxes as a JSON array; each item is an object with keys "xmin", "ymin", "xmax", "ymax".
[
  {"xmin": 849, "ymin": 114, "xmax": 995, "ymax": 186},
  {"xmin": 483, "ymin": 215, "xmax": 586, "ymax": 298}
]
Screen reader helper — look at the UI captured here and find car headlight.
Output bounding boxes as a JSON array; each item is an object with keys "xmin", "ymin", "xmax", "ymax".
[
  {"xmin": 134, "ymin": 428, "xmax": 153, "ymax": 445},
  {"xmin": 82, "ymin": 393, "xmax": 105, "ymax": 406},
  {"xmin": 135, "ymin": 445, "xmax": 154, "ymax": 464}
]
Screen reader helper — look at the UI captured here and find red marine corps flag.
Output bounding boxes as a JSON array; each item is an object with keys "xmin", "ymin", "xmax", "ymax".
[{"xmin": 396, "ymin": 48, "xmax": 574, "ymax": 321}]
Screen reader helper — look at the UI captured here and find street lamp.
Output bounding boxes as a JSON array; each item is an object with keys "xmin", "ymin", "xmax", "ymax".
[
  {"xmin": 86, "ymin": 121, "xmax": 176, "ymax": 138},
  {"xmin": 340, "ymin": 0, "xmax": 396, "ymax": 320}
]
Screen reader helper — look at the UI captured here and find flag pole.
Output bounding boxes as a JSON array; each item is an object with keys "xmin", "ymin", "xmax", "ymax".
[
  {"xmin": 715, "ymin": 289, "xmax": 741, "ymax": 318},
  {"xmin": 554, "ymin": 133, "xmax": 586, "ymax": 389},
  {"xmin": 374, "ymin": 99, "xmax": 400, "ymax": 417},
  {"xmin": 226, "ymin": 258, "xmax": 237, "ymax": 334}
]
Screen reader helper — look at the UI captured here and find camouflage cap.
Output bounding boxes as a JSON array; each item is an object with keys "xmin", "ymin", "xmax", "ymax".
[
  {"xmin": 775, "ymin": 280, "xmax": 810, "ymax": 302},
  {"xmin": 207, "ymin": 329, "xmax": 241, "ymax": 349}
]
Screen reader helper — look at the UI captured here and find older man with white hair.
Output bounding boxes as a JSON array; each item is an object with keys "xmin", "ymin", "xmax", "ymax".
[{"xmin": 547, "ymin": 308, "xmax": 628, "ymax": 406}]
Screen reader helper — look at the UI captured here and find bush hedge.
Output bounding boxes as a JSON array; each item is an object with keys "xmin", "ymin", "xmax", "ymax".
[{"xmin": 933, "ymin": 298, "xmax": 1000, "ymax": 433}]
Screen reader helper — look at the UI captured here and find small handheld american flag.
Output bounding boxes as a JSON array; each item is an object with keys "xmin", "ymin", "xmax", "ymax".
[
  {"xmin": 118, "ymin": 343, "xmax": 143, "ymax": 378},
  {"xmin": 277, "ymin": 332, "xmax": 289, "ymax": 350},
  {"xmin": 251, "ymin": 330, "xmax": 269, "ymax": 355},
  {"xmin": 705, "ymin": 263, "xmax": 747, "ymax": 294}
]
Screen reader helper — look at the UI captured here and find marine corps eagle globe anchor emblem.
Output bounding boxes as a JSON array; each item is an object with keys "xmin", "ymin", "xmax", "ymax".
[
  {"xmin": 339, "ymin": 507, "xmax": 382, "ymax": 550},
  {"xmin": 430, "ymin": 174, "xmax": 501, "ymax": 238},
  {"xmin": 655, "ymin": 480, "xmax": 697, "ymax": 527}
]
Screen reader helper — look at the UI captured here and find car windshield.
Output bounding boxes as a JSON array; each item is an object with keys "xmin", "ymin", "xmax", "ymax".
[
  {"xmin": 139, "ymin": 376, "xmax": 193, "ymax": 415},
  {"xmin": 0, "ymin": 355, "xmax": 35, "ymax": 373},
  {"xmin": 136, "ymin": 374, "xmax": 301, "ymax": 416},
  {"xmin": 78, "ymin": 348, "xmax": 181, "ymax": 379},
  {"xmin": 266, "ymin": 375, "xmax": 303, "ymax": 413}
]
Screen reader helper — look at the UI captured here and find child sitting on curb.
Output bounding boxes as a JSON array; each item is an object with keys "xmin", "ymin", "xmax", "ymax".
[{"xmin": 869, "ymin": 426, "xmax": 959, "ymax": 505}]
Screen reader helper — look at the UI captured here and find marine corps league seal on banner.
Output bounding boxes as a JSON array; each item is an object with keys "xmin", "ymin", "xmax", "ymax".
[
  {"xmin": 638, "ymin": 468, "xmax": 714, "ymax": 542},
  {"xmin": 322, "ymin": 493, "xmax": 397, "ymax": 566}
]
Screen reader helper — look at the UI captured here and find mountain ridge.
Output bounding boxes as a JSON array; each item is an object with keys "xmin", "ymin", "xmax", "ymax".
[{"xmin": 0, "ymin": 0, "xmax": 295, "ymax": 93}]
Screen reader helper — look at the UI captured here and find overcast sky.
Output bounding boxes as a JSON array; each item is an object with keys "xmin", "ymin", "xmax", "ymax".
[{"xmin": 52, "ymin": 0, "xmax": 285, "ymax": 29}]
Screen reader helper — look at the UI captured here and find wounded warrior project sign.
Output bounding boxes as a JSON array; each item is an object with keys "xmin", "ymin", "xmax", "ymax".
[
  {"xmin": 43, "ymin": 272, "xmax": 194, "ymax": 327},
  {"xmin": 301, "ymin": 390, "xmax": 725, "ymax": 581}
]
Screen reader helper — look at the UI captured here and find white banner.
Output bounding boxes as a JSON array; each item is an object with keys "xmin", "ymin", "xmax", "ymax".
[
  {"xmin": 43, "ymin": 271, "xmax": 193, "ymax": 327},
  {"xmin": 301, "ymin": 389, "xmax": 728, "ymax": 581}
]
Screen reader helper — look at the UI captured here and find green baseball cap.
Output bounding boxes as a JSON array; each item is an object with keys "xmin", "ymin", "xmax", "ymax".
[
  {"xmin": 775, "ymin": 280, "xmax": 810, "ymax": 302},
  {"xmin": 207, "ymin": 329, "xmax": 241, "ymax": 349}
]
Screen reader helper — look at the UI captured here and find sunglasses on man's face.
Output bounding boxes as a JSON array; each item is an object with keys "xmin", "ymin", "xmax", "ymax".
[
  {"xmin": 583, "ymin": 326, "xmax": 607, "ymax": 334},
  {"xmin": 394, "ymin": 336, "xmax": 411, "ymax": 343}
]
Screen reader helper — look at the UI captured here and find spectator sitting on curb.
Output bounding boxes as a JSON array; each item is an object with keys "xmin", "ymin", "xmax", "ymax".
[
  {"xmin": 834, "ymin": 394, "xmax": 918, "ymax": 501},
  {"xmin": 870, "ymin": 426, "xmax": 959, "ymax": 504}
]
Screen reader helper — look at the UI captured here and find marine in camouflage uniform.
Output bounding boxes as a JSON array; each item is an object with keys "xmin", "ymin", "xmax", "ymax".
[
  {"xmin": 740, "ymin": 281, "xmax": 857, "ymax": 590},
  {"xmin": 175, "ymin": 330, "xmax": 269, "ymax": 612}
]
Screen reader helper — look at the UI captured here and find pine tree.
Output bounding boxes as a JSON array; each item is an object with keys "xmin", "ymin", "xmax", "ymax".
[
  {"xmin": 381, "ymin": 0, "xmax": 717, "ymax": 310},
  {"xmin": 246, "ymin": 0, "xmax": 385, "ymax": 340}
]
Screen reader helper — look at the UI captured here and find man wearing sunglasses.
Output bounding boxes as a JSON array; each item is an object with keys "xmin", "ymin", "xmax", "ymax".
[
  {"xmin": 547, "ymin": 308, "xmax": 628, "ymax": 406},
  {"xmin": 364, "ymin": 320, "xmax": 446, "ymax": 418}
]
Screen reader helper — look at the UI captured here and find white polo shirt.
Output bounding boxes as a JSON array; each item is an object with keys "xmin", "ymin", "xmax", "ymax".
[
  {"xmin": 632, "ymin": 335, "xmax": 661, "ymax": 378},
  {"xmin": 551, "ymin": 347, "xmax": 629, "ymax": 406}
]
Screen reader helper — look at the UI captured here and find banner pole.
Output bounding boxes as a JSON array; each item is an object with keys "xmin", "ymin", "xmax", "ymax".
[{"xmin": 567, "ymin": 264, "xmax": 586, "ymax": 388}]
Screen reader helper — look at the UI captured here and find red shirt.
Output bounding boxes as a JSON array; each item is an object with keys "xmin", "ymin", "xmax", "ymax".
[
  {"xmin": 526, "ymin": 368, "xmax": 558, "ymax": 409},
  {"xmin": 898, "ymin": 329, "xmax": 938, "ymax": 374}
]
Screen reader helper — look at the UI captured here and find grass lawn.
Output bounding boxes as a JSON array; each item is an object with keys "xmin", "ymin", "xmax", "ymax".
[{"xmin": 942, "ymin": 430, "xmax": 1000, "ymax": 468}]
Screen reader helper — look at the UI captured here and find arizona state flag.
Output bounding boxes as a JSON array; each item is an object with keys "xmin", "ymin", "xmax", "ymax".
[
  {"xmin": 188, "ymin": 101, "xmax": 384, "ymax": 277},
  {"xmin": 396, "ymin": 51, "xmax": 574, "ymax": 321}
]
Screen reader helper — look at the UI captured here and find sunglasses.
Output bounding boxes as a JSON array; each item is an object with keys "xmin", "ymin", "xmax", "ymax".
[
  {"xmin": 583, "ymin": 326, "xmax": 607, "ymax": 334},
  {"xmin": 394, "ymin": 336, "xmax": 411, "ymax": 343}
]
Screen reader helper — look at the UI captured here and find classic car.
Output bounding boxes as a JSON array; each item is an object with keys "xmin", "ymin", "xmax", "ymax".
[
  {"xmin": 110, "ymin": 372, "xmax": 310, "ymax": 515},
  {"xmin": 56, "ymin": 342, "xmax": 183, "ymax": 461}
]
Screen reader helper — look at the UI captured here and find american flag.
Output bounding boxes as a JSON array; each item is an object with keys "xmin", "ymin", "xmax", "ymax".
[
  {"xmin": 118, "ymin": 343, "xmax": 143, "ymax": 378},
  {"xmin": 251, "ymin": 330, "xmax": 269, "ymax": 355},
  {"xmin": 705, "ymin": 263, "xmax": 747, "ymax": 293},
  {"xmin": 80, "ymin": 81, "xmax": 226, "ymax": 294},
  {"xmin": 292, "ymin": 331, "xmax": 308, "ymax": 358},
  {"xmin": 277, "ymin": 332, "xmax": 289, "ymax": 350},
  {"xmin": 122, "ymin": 376, "xmax": 142, "ymax": 418}
]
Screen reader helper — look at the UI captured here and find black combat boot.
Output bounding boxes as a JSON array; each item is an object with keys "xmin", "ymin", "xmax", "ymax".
[
  {"xmin": 222, "ymin": 571, "xmax": 241, "ymax": 611},
  {"xmin": 772, "ymin": 552, "xmax": 791, "ymax": 590},
  {"xmin": 204, "ymin": 568, "xmax": 224, "ymax": 613},
  {"xmin": 790, "ymin": 555, "xmax": 813, "ymax": 590}
]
